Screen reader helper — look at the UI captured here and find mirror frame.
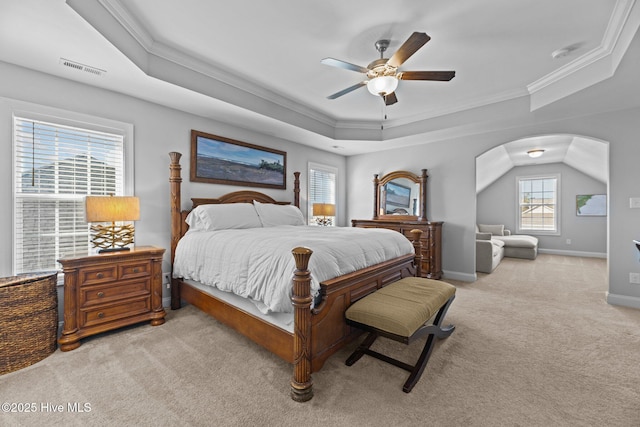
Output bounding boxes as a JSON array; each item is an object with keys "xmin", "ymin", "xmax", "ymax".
[{"xmin": 373, "ymin": 169, "xmax": 428, "ymax": 221}]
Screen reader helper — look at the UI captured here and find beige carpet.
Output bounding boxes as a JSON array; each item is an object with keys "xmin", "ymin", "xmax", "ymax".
[{"xmin": 2, "ymin": 255, "xmax": 639, "ymax": 426}]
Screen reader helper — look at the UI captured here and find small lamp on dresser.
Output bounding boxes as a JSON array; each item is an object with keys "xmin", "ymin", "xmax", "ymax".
[
  {"xmin": 85, "ymin": 195, "xmax": 140, "ymax": 252},
  {"xmin": 313, "ymin": 203, "xmax": 335, "ymax": 226}
]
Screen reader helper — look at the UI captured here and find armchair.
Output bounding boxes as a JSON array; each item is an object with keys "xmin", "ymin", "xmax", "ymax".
[{"xmin": 476, "ymin": 231, "xmax": 505, "ymax": 273}]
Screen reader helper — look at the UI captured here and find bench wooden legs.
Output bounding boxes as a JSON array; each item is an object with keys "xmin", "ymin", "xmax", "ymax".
[{"xmin": 346, "ymin": 295, "xmax": 455, "ymax": 393}]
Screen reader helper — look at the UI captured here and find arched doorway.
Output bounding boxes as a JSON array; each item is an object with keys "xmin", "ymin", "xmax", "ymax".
[{"xmin": 475, "ymin": 134, "xmax": 609, "ymax": 271}]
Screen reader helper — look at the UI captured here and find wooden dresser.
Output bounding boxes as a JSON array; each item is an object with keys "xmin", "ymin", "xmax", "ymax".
[
  {"xmin": 352, "ymin": 219, "xmax": 443, "ymax": 279},
  {"xmin": 57, "ymin": 246, "xmax": 166, "ymax": 351}
]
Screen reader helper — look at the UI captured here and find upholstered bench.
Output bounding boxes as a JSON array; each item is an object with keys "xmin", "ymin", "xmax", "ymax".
[{"xmin": 345, "ymin": 277, "xmax": 456, "ymax": 393}]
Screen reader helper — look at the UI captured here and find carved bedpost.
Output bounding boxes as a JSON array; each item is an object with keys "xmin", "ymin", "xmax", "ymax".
[
  {"xmin": 419, "ymin": 169, "xmax": 428, "ymax": 221},
  {"xmin": 373, "ymin": 174, "xmax": 380, "ymax": 220},
  {"xmin": 293, "ymin": 171, "xmax": 300, "ymax": 208},
  {"xmin": 290, "ymin": 247, "xmax": 313, "ymax": 402},
  {"xmin": 169, "ymin": 152, "xmax": 182, "ymax": 310},
  {"xmin": 410, "ymin": 229, "xmax": 423, "ymax": 278}
]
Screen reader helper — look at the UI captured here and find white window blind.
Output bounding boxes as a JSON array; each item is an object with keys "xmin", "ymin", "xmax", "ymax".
[
  {"xmin": 308, "ymin": 163, "xmax": 337, "ymax": 226},
  {"xmin": 13, "ymin": 117, "xmax": 125, "ymax": 274}
]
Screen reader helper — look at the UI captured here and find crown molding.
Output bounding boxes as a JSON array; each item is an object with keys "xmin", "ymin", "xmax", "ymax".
[
  {"xmin": 98, "ymin": 0, "xmax": 337, "ymax": 129},
  {"xmin": 75, "ymin": 0, "xmax": 638, "ymax": 142},
  {"xmin": 527, "ymin": 0, "xmax": 638, "ymax": 101}
]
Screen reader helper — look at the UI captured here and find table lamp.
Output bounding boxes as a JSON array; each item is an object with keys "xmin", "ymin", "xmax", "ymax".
[
  {"xmin": 313, "ymin": 203, "xmax": 335, "ymax": 226},
  {"xmin": 85, "ymin": 195, "xmax": 140, "ymax": 252}
]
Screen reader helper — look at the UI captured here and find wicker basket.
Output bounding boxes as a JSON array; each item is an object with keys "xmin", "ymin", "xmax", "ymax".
[{"xmin": 0, "ymin": 272, "xmax": 58, "ymax": 375}]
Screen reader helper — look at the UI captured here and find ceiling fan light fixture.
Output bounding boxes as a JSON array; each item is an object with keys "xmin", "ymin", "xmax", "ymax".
[
  {"xmin": 527, "ymin": 149, "xmax": 545, "ymax": 158},
  {"xmin": 367, "ymin": 76, "xmax": 398, "ymax": 96}
]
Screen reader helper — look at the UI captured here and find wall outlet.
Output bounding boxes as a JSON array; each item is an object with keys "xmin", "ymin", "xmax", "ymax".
[
  {"xmin": 630, "ymin": 198, "xmax": 640, "ymax": 208},
  {"xmin": 630, "ymin": 272, "xmax": 640, "ymax": 284},
  {"xmin": 163, "ymin": 272, "xmax": 171, "ymax": 285},
  {"xmin": 566, "ymin": 238, "xmax": 571, "ymax": 245}
]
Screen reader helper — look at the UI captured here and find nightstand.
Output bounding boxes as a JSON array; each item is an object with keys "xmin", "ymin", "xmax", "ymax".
[{"xmin": 57, "ymin": 246, "xmax": 166, "ymax": 351}]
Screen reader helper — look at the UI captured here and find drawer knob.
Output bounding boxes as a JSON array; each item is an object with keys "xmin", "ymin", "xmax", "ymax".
[
  {"xmin": 97, "ymin": 312, "xmax": 104, "ymax": 319},
  {"xmin": 133, "ymin": 268, "xmax": 139, "ymax": 273},
  {"xmin": 97, "ymin": 291, "xmax": 104, "ymax": 298},
  {"xmin": 96, "ymin": 273, "xmax": 103, "ymax": 279}
]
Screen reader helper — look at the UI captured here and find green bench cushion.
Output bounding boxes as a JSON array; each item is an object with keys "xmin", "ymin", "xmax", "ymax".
[{"xmin": 345, "ymin": 277, "xmax": 456, "ymax": 337}]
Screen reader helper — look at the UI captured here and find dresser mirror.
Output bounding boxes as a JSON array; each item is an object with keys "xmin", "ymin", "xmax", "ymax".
[{"xmin": 373, "ymin": 170, "xmax": 428, "ymax": 221}]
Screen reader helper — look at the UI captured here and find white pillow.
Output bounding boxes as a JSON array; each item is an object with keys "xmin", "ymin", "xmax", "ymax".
[
  {"xmin": 185, "ymin": 203, "xmax": 262, "ymax": 231},
  {"xmin": 478, "ymin": 224, "xmax": 505, "ymax": 236},
  {"xmin": 253, "ymin": 200, "xmax": 306, "ymax": 227}
]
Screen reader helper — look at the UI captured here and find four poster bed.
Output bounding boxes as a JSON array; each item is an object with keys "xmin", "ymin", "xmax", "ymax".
[{"xmin": 168, "ymin": 152, "xmax": 422, "ymax": 401}]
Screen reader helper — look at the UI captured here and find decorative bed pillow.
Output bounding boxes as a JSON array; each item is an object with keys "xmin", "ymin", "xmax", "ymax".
[
  {"xmin": 185, "ymin": 203, "xmax": 262, "ymax": 231},
  {"xmin": 253, "ymin": 200, "xmax": 306, "ymax": 227},
  {"xmin": 478, "ymin": 224, "xmax": 505, "ymax": 236}
]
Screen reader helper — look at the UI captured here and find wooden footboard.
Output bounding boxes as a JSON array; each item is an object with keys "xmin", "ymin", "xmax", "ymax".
[{"xmin": 168, "ymin": 152, "xmax": 419, "ymax": 402}]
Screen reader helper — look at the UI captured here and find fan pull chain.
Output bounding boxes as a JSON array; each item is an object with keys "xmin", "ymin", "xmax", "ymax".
[{"xmin": 381, "ymin": 98, "xmax": 388, "ymax": 130}]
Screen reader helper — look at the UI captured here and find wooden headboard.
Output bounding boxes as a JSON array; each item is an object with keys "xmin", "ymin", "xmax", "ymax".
[{"xmin": 169, "ymin": 152, "xmax": 301, "ymax": 263}]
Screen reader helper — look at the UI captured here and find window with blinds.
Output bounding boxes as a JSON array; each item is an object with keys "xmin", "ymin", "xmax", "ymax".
[
  {"xmin": 13, "ymin": 117, "xmax": 126, "ymax": 274},
  {"xmin": 308, "ymin": 163, "xmax": 337, "ymax": 226},
  {"xmin": 516, "ymin": 174, "xmax": 560, "ymax": 235}
]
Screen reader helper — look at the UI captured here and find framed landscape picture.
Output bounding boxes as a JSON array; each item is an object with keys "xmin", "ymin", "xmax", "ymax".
[
  {"xmin": 576, "ymin": 194, "xmax": 607, "ymax": 216},
  {"xmin": 190, "ymin": 130, "xmax": 286, "ymax": 189}
]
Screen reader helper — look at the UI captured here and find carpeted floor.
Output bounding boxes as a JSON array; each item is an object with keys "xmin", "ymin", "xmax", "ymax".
[{"xmin": 1, "ymin": 254, "xmax": 639, "ymax": 426}]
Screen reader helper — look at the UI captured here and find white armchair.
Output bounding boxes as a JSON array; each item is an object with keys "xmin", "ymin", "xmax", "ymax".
[{"xmin": 476, "ymin": 231, "xmax": 506, "ymax": 273}]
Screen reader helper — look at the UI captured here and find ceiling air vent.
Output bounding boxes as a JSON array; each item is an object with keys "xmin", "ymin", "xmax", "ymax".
[{"xmin": 59, "ymin": 58, "xmax": 106, "ymax": 77}]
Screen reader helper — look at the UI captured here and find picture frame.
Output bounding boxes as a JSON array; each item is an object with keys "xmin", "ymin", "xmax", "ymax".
[
  {"xmin": 576, "ymin": 194, "xmax": 607, "ymax": 216},
  {"xmin": 190, "ymin": 130, "xmax": 286, "ymax": 189},
  {"xmin": 384, "ymin": 181, "xmax": 412, "ymax": 208}
]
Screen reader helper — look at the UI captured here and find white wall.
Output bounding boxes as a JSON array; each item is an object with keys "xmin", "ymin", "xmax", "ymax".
[
  {"xmin": 0, "ymin": 61, "xmax": 347, "ymax": 303},
  {"xmin": 477, "ymin": 162, "xmax": 607, "ymax": 256},
  {"xmin": 347, "ymin": 108, "xmax": 640, "ymax": 308},
  {"xmin": 2, "ymin": 60, "xmax": 640, "ymax": 310}
]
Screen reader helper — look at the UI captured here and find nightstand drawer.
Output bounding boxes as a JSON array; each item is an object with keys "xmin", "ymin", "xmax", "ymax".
[
  {"xmin": 119, "ymin": 261, "xmax": 151, "ymax": 280},
  {"xmin": 81, "ymin": 297, "xmax": 151, "ymax": 328},
  {"xmin": 80, "ymin": 266, "xmax": 118, "ymax": 286},
  {"xmin": 81, "ymin": 279, "xmax": 150, "ymax": 306}
]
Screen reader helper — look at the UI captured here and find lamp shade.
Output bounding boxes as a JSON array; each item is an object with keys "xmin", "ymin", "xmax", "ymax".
[
  {"xmin": 366, "ymin": 76, "xmax": 398, "ymax": 96},
  {"xmin": 313, "ymin": 203, "xmax": 336, "ymax": 217},
  {"xmin": 85, "ymin": 196, "xmax": 140, "ymax": 223}
]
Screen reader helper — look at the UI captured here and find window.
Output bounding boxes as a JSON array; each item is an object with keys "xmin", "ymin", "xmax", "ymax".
[
  {"xmin": 308, "ymin": 163, "xmax": 337, "ymax": 226},
  {"xmin": 13, "ymin": 114, "xmax": 130, "ymax": 274},
  {"xmin": 517, "ymin": 174, "xmax": 560, "ymax": 234}
]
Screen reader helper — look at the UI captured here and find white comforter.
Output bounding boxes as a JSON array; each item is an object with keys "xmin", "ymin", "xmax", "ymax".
[{"xmin": 173, "ymin": 225, "xmax": 414, "ymax": 314}]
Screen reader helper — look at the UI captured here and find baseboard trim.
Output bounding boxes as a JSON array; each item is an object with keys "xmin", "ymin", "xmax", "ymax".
[
  {"xmin": 443, "ymin": 270, "xmax": 476, "ymax": 282},
  {"xmin": 607, "ymin": 292, "xmax": 640, "ymax": 309},
  {"xmin": 538, "ymin": 248, "xmax": 607, "ymax": 258}
]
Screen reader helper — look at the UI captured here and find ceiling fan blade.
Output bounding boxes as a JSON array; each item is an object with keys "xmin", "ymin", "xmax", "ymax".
[
  {"xmin": 383, "ymin": 92, "xmax": 398, "ymax": 106},
  {"xmin": 399, "ymin": 71, "xmax": 456, "ymax": 81},
  {"xmin": 327, "ymin": 81, "xmax": 367, "ymax": 99},
  {"xmin": 321, "ymin": 57, "xmax": 369, "ymax": 74},
  {"xmin": 387, "ymin": 32, "xmax": 431, "ymax": 68}
]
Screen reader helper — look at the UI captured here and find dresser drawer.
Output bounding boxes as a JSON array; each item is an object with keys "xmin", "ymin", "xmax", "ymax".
[
  {"xmin": 352, "ymin": 219, "xmax": 443, "ymax": 279},
  {"xmin": 79, "ymin": 266, "xmax": 118, "ymax": 286},
  {"xmin": 81, "ymin": 296, "xmax": 151, "ymax": 328},
  {"xmin": 81, "ymin": 279, "xmax": 150, "ymax": 307},
  {"xmin": 119, "ymin": 261, "xmax": 151, "ymax": 280}
]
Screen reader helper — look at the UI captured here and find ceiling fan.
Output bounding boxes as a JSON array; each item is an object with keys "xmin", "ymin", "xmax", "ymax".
[{"xmin": 321, "ymin": 32, "xmax": 455, "ymax": 106}]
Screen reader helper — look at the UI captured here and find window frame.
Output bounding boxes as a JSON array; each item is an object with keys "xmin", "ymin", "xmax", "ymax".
[
  {"xmin": 515, "ymin": 173, "xmax": 560, "ymax": 236},
  {"xmin": 12, "ymin": 102, "xmax": 134, "ymax": 275},
  {"xmin": 307, "ymin": 162, "xmax": 338, "ymax": 226}
]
